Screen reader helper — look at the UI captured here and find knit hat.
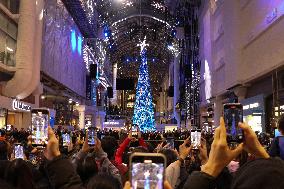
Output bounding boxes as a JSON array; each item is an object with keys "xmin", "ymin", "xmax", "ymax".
[{"xmin": 231, "ymin": 158, "xmax": 284, "ymax": 189}]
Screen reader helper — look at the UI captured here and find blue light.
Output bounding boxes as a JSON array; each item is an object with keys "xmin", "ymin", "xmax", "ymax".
[
  {"xmin": 152, "ymin": 58, "xmax": 155, "ymax": 62},
  {"xmin": 132, "ymin": 46, "xmax": 155, "ymax": 131},
  {"xmin": 171, "ymin": 29, "xmax": 177, "ymax": 37},
  {"xmin": 126, "ymin": 58, "xmax": 130, "ymax": 62},
  {"xmin": 71, "ymin": 30, "xmax": 76, "ymax": 52},
  {"xmin": 77, "ymin": 35, "xmax": 82, "ymax": 55}
]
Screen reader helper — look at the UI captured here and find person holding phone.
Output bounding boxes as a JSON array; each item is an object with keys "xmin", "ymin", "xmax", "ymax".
[
  {"xmin": 165, "ymin": 138, "xmax": 193, "ymax": 188},
  {"xmin": 182, "ymin": 117, "xmax": 284, "ymax": 189},
  {"xmin": 71, "ymin": 130, "xmax": 122, "ymax": 184},
  {"xmin": 115, "ymin": 128, "xmax": 147, "ymax": 165}
]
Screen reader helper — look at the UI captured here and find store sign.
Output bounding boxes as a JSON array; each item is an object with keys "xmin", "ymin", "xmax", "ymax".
[
  {"xmin": 104, "ymin": 121, "xmax": 119, "ymax": 125},
  {"xmin": 243, "ymin": 103, "xmax": 259, "ymax": 110},
  {"xmin": 12, "ymin": 100, "xmax": 31, "ymax": 112}
]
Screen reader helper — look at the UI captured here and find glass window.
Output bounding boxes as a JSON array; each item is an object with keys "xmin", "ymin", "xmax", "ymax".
[
  {"xmin": 0, "ymin": 30, "xmax": 5, "ymax": 64},
  {"xmin": 0, "ymin": 108, "xmax": 7, "ymax": 129},
  {"xmin": 0, "ymin": 12, "xmax": 17, "ymax": 40},
  {"xmin": 0, "ymin": 13, "xmax": 8, "ymax": 34},
  {"xmin": 0, "ymin": 0, "xmax": 19, "ymax": 14},
  {"xmin": 0, "ymin": 29, "xmax": 16, "ymax": 67},
  {"xmin": 0, "ymin": 0, "xmax": 8, "ymax": 7},
  {"xmin": 5, "ymin": 36, "xmax": 16, "ymax": 66},
  {"xmin": 7, "ymin": 20, "xmax": 17, "ymax": 39}
]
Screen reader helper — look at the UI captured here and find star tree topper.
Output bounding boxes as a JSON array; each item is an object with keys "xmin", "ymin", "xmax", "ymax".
[{"xmin": 137, "ymin": 36, "xmax": 149, "ymax": 54}]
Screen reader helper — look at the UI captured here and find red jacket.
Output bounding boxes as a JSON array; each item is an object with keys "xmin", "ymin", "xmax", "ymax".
[{"xmin": 115, "ymin": 137, "xmax": 147, "ymax": 164}]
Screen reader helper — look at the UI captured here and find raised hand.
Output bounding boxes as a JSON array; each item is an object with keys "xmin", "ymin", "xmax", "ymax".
[
  {"xmin": 179, "ymin": 138, "xmax": 193, "ymax": 160},
  {"xmin": 238, "ymin": 122, "xmax": 269, "ymax": 159},
  {"xmin": 44, "ymin": 127, "xmax": 61, "ymax": 161},
  {"xmin": 201, "ymin": 117, "xmax": 243, "ymax": 177}
]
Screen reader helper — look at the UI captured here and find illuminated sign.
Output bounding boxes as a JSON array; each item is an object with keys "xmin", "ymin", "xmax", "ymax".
[
  {"xmin": 12, "ymin": 100, "xmax": 31, "ymax": 112},
  {"xmin": 104, "ymin": 121, "xmax": 119, "ymax": 125},
  {"xmin": 243, "ymin": 103, "xmax": 259, "ymax": 110}
]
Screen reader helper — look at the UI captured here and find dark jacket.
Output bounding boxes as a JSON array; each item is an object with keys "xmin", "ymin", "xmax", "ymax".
[
  {"xmin": 44, "ymin": 155, "xmax": 84, "ymax": 189},
  {"xmin": 182, "ymin": 171, "xmax": 216, "ymax": 189},
  {"xmin": 269, "ymin": 136, "xmax": 284, "ymax": 159},
  {"xmin": 183, "ymin": 158, "xmax": 284, "ymax": 189}
]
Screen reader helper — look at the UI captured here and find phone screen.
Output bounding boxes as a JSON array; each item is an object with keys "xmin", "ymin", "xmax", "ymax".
[
  {"xmin": 131, "ymin": 154, "xmax": 165, "ymax": 189},
  {"xmin": 224, "ymin": 103, "xmax": 243, "ymax": 142},
  {"xmin": 62, "ymin": 133, "xmax": 71, "ymax": 147},
  {"xmin": 31, "ymin": 109, "xmax": 49, "ymax": 146},
  {"xmin": 191, "ymin": 130, "xmax": 201, "ymax": 149},
  {"xmin": 88, "ymin": 127, "xmax": 96, "ymax": 146},
  {"xmin": 14, "ymin": 144, "xmax": 24, "ymax": 159},
  {"xmin": 166, "ymin": 137, "xmax": 175, "ymax": 149},
  {"xmin": 100, "ymin": 134, "xmax": 105, "ymax": 140},
  {"xmin": 275, "ymin": 129, "xmax": 282, "ymax": 137}
]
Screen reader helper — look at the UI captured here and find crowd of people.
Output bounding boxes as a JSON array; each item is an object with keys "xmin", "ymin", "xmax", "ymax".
[{"xmin": 0, "ymin": 116, "xmax": 284, "ymax": 189}]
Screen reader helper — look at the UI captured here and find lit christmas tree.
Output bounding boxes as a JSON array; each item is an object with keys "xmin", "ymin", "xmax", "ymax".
[{"xmin": 132, "ymin": 37, "xmax": 156, "ymax": 131}]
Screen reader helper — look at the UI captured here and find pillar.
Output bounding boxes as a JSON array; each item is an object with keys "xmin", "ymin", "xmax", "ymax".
[
  {"xmin": 233, "ymin": 86, "xmax": 247, "ymax": 102},
  {"xmin": 76, "ymin": 105, "xmax": 85, "ymax": 129},
  {"xmin": 213, "ymin": 96, "xmax": 223, "ymax": 128},
  {"xmin": 112, "ymin": 63, "xmax": 118, "ymax": 105},
  {"xmin": 174, "ymin": 54, "xmax": 181, "ymax": 127},
  {"xmin": 32, "ymin": 83, "xmax": 43, "ymax": 108}
]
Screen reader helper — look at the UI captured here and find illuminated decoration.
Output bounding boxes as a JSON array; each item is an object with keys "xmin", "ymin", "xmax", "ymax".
[
  {"xmin": 132, "ymin": 37, "xmax": 156, "ymax": 131},
  {"xmin": 112, "ymin": 16, "xmax": 171, "ymax": 28},
  {"xmin": 151, "ymin": 1, "xmax": 166, "ymax": 12},
  {"xmin": 122, "ymin": 0, "xmax": 133, "ymax": 7},
  {"xmin": 167, "ymin": 40, "xmax": 180, "ymax": 57},
  {"xmin": 71, "ymin": 30, "xmax": 77, "ymax": 52},
  {"xmin": 77, "ymin": 35, "xmax": 82, "ymax": 55},
  {"xmin": 92, "ymin": 80, "xmax": 97, "ymax": 105},
  {"xmin": 204, "ymin": 60, "xmax": 212, "ymax": 103},
  {"xmin": 79, "ymin": 0, "xmax": 96, "ymax": 25}
]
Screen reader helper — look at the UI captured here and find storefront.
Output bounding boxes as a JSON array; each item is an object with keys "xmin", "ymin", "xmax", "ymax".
[
  {"xmin": 241, "ymin": 94, "xmax": 265, "ymax": 132},
  {"xmin": 0, "ymin": 108, "xmax": 7, "ymax": 129},
  {"xmin": 0, "ymin": 95, "xmax": 35, "ymax": 130}
]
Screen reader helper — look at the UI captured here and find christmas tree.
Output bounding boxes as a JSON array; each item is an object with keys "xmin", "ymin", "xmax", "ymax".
[{"xmin": 132, "ymin": 37, "xmax": 156, "ymax": 131}]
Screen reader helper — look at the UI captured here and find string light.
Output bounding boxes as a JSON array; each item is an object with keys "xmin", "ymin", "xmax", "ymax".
[{"xmin": 133, "ymin": 37, "xmax": 156, "ymax": 131}]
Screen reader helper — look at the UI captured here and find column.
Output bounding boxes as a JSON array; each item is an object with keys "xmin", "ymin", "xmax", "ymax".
[
  {"xmin": 159, "ymin": 90, "xmax": 163, "ymax": 113},
  {"xmin": 233, "ymin": 86, "xmax": 247, "ymax": 102},
  {"xmin": 76, "ymin": 105, "xmax": 86, "ymax": 129},
  {"xmin": 213, "ymin": 96, "xmax": 223, "ymax": 127},
  {"xmin": 174, "ymin": 54, "xmax": 181, "ymax": 127},
  {"xmin": 33, "ymin": 83, "xmax": 43, "ymax": 108},
  {"xmin": 112, "ymin": 63, "xmax": 118, "ymax": 105}
]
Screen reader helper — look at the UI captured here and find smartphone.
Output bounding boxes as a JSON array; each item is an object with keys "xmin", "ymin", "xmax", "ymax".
[
  {"xmin": 100, "ymin": 134, "xmax": 105, "ymax": 140},
  {"xmin": 14, "ymin": 144, "xmax": 24, "ymax": 159},
  {"xmin": 166, "ymin": 137, "xmax": 175, "ymax": 149},
  {"xmin": 191, "ymin": 130, "xmax": 201, "ymax": 149},
  {"xmin": 275, "ymin": 129, "xmax": 282, "ymax": 137},
  {"xmin": 224, "ymin": 103, "xmax": 244, "ymax": 143},
  {"xmin": 31, "ymin": 109, "xmax": 49, "ymax": 146},
  {"xmin": 88, "ymin": 127, "xmax": 96, "ymax": 146},
  {"xmin": 62, "ymin": 133, "xmax": 71, "ymax": 147},
  {"xmin": 130, "ymin": 153, "xmax": 166, "ymax": 189}
]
